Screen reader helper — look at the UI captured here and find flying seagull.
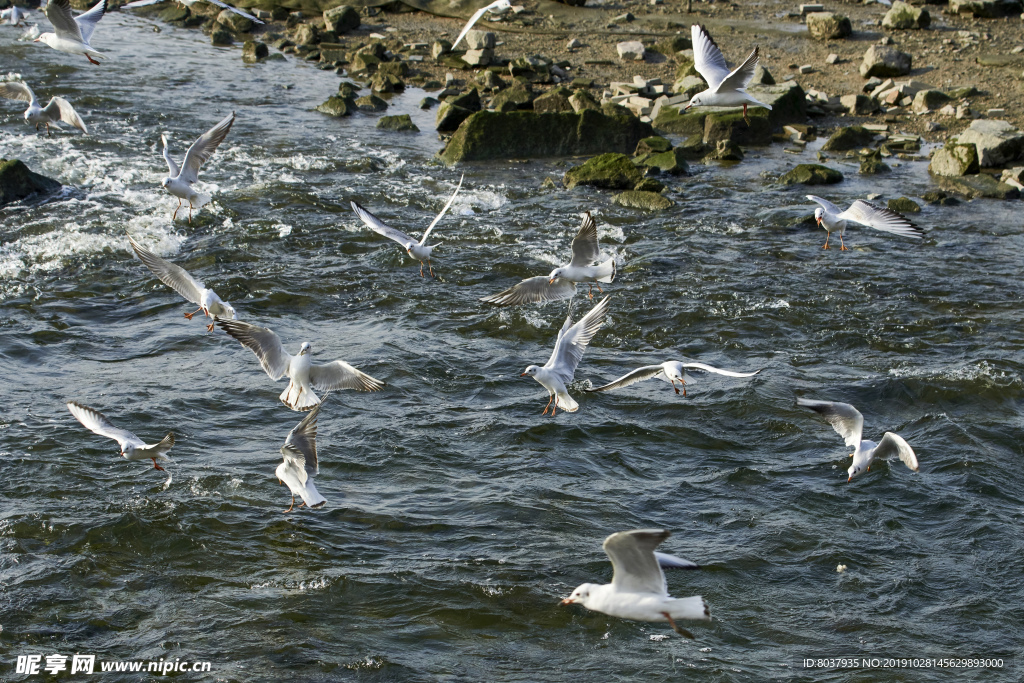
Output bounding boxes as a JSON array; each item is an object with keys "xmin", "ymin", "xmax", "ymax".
[
  {"xmin": 0, "ymin": 81, "xmax": 87, "ymax": 135},
  {"xmin": 797, "ymin": 398, "xmax": 919, "ymax": 482},
  {"xmin": 451, "ymin": 0, "xmax": 511, "ymax": 50},
  {"xmin": 35, "ymin": 0, "xmax": 106, "ymax": 65},
  {"xmin": 67, "ymin": 401, "xmax": 174, "ymax": 472},
  {"xmin": 159, "ymin": 111, "xmax": 235, "ymax": 223},
  {"xmin": 1, "ymin": 6, "xmax": 28, "ymax": 26},
  {"xmin": 122, "ymin": 0, "xmax": 263, "ymax": 24},
  {"xmin": 481, "ymin": 212, "xmax": 616, "ymax": 306},
  {"xmin": 127, "ymin": 234, "xmax": 236, "ymax": 331},
  {"xmin": 351, "ymin": 174, "xmax": 464, "ymax": 278},
  {"xmin": 218, "ymin": 319, "xmax": 385, "ymax": 412},
  {"xmin": 561, "ymin": 529, "xmax": 711, "ymax": 638},
  {"xmin": 806, "ymin": 195, "xmax": 924, "ymax": 250},
  {"xmin": 277, "ymin": 397, "xmax": 328, "ymax": 513},
  {"xmin": 684, "ymin": 24, "xmax": 770, "ymax": 125},
  {"xmin": 521, "ymin": 296, "xmax": 610, "ymax": 416},
  {"xmin": 586, "ymin": 360, "xmax": 761, "ymax": 398}
]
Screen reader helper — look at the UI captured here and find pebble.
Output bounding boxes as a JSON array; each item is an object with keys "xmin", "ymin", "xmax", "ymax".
[
  {"xmin": 987, "ymin": 108, "xmax": 1006, "ymax": 117},
  {"xmin": 567, "ymin": 38, "xmax": 582, "ymax": 50},
  {"xmin": 825, "ymin": 53, "xmax": 839, "ymax": 65},
  {"xmin": 799, "ymin": 65, "xmax": 814, "ymax": 74}
]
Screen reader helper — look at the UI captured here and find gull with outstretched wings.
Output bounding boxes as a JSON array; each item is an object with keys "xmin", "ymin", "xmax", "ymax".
[
  {"xmin": 807, "ymin": 195, "xmax": 923, "ymax": 250},
  {"xmin": 67, "ymin": 402, "xmax": 174, "ymax": 472},
  {"xmin": 0, "ymin": 80, "xmax": 87, "ymax": 135},
  {"xmin": 683, "ymin": 24, "xmax": 770, "ymax": 125},
  {"xmin": 586, "ymin": 360, "xmax": 761, "ymax": 398},
  {"xmin": 451, "ymin": 0, "xmax": 510, "ymax": 50},
  {"xmin": 159, "ymin": 112, "xmax": 235, "ymax": 223},
  {"xmin": 35, "ymin": 0, "xmax": 106, "ymax": 64},
  {"xmin": 277, "ymin": 398, "xmax": 328, "ymax": 513}
]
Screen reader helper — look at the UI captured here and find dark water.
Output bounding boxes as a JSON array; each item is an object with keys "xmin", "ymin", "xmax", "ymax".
[{"xmin": 2, "ymin": 11, "xmax": 1023, "ymax": 682}]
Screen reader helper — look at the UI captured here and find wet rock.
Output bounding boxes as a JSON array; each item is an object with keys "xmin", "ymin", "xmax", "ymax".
[
  {"xmin": 859, "ymin": 155, "xmax": 890, "ymax": 174},
  {"xmin": 635, "ymin": 136, "xmax": 672, "ymax": 155},
  {"xmin": 568, "ymin": 89, "xmax": 601, "ymax": 113},
  {"xmin": 323, "ymin": 5, "xmax": 359, "ymax": 34},
  {"xmin": 860, "ymin": 46, "xmax": 912, "ymax": 78},
  {"xmin": 242, "ymin": 40, "xmax": 268, "ymax": 63},
  {"xmin": 216, "ymin": 8, "xmax": 251, "ymax": 33},
  {"xmin": 379, "ymin": 62, "xmax": 409, "ymax": 79},
  {"xmin": 634, "ymin": 178, "xmax": 666, "ymax": 193},
  {"xmin": 564, "ymin": 153, "xmax": 644, "ymax": 189},
  {"xmin": 937, "ymin": 174, "xmax": 1020, "ymax": 199},
  {"xmin": 947, "ymin": 86, "xmax": 979, "ymax": 99},
  {"xmin": 703, "ymin": 108, "xmax": 772, "ymax": 146},
  {"xmin": 840, "ymin": 94, "xmax": 879, "ymax": 115},
  {"xmin": 159, "ymin": 6, "xmax": 190, "ymax": 23},
  {"xmin": 290, "ymin": 24, "xmax": 319, "ymax": 47},
  {"xmin": 419, "ymin": 96, "xmax": 440, "ymax": 110},
  {"xmin": 432, "ymin": 40, "xmax": 452, "ymax": 59},
  {"xmin": 491, "ymin": 81, "xmax": 534, "ymax": 112},
  {"xmin": 911, "ymin": 89, "xmax": 951, "ymax": 114},
  {"xmin": 612, "ymin": 190, "xmax": 674, "ymax": 210},
  {"xmin": 616, "ymin": 41, "xmax": 646, "ymax": 61},
  {"xmin": 822, "ymin": 125, "xmax": 875, "ymax": 152},
  {"xmin": 806, "ymin": 12, "xmax": 852, "ymax": 41},
  {"xmin": 928, "ymin": 143, "xmax": 980, "ymax": 176},
  {"xmin": 477, "ymin": 70, "xmax": 506, "ymax": 91},
  {"xmin": 703, "ymin": 140, "xmax": 744, "ymax": 162},
  {"xmin": 436, "ymin": 103, "xmax": 473, "ymax": 132},
  {"xmin": 355, "ymin": 94, "xmax": 387, "ymax": 112},
  {"xmin": 349, "ymin": 52, "xmax": 381, "ymax": 74},
  {"xmin": 377, "ymin": 114, "xmax": 419, "ymax": 132},
  {"xmin": 635, "ymin": 148, "xmax": 690, "ymax": 174},
  {"xmin": 509, "ymin": 56, "xmax": 552, "ymax": 83},
  {"xmin": 888, "ymin": 197, "xmax": 921, "ymax": 213},
  {"xmin": 318, "ymin": 43, "xmax": 347, "ymax": 64},
  {"xmin": 371, "ymin": 72, "xmax": 405, "ymax": 94},
  {"xmin": 921, "ymin": 190, "xmax": 960, "ymax": 206},
  {"xmin": 533, "ymin": 87, "xmax": 573, "ymax": 113},
  {"xmin": 882, "ymin": 1, "xmax": 930, "ymax": 29},
  {"xmin": 948, "ymin": 0, "xmax": 1022, "ymax": 18},
  {"xmin": 211, "ymin": 29, "xmax": 234, "ymax": 46},
  {"xmin": 957, "ymin": 119, "xmax": 1024, "ymax": 167},
  {"xmin": 465, "ymin": 30, "xmax": 495, "ymax": 50},
  {"xmin": 0, "ymin": 158, "xmax": 61, "ymax": 206},
  {"xmin": 653, "ymin": 106, "xmax": 711, "ymax": 136},
  {"xmin": 779, "ymin": 163, "xmax": 843, "ymax": 185},
  {"xmin": 678, "ymin": 135, "xmax": 707, "ymax": 159},
  {"xmin": 673, "ymin": 75, "xmax": 705, "ymax": 99},
  {"xmin": 464, "ymin": 49, "xmax": 494, "ymax": 67},
  {"xmin": 750, "ymin": 65, "xmax": 775, "ymax": 85},
  {"xmin": 317, "ymin": 94, "xmax": 356, "ymax": 117}
]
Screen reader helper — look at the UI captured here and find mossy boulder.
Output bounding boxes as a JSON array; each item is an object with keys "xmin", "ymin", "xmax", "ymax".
[
  {"xmin": 491, "ymin": 82, "xmax": 534, "ymax": 112},
  {"xmin": 882, "ymin": 1, "xmax": 930, "ymax": 29},
  {"xmin": 653, "ymin": 106, "xmax": 715, "ymax": 136},
  {"xmin": 564, "ymin": 153, "xmax": 644, "ymax": 190},
  {"xmin": 216, "ymin": 8, "xmax": 252, "ymax": 32},
  {"xmin": 703, "ymin": 108, "xmax": 772, "ymax": 146},
  {"xmin": 242, "ymin": 40, "xmax": 269, "ymax": 63},
  {"xmin": 677, "ymin": 135, "xmax": 707, "ymax": 160},
  {"xmin": 705, "ymin": 140, "xmax": 744, "ymax": 162},
  {"xmin": 612, "ymin": 190, "xmax": 674, "ymax": 210},
  {"xmin": 211, "ymin": 29, "xmax": 234, "ymax": 46},
  {"xmin": 635, "ymin": 136, "xmax": 672, "ymax": 155},
  {"xmin": 634, "ymin": 178, "xmax": 665, "ymax": 192},
  {"xmin": 635, "ymin": 148, "xmax": 690, "ymax": 175},
  {"xmin": 377, "ymin": 114, "xmax": 419, "ymax": 132},
  {"xmin": 323, "ymin": 4, "xmax": 359, "ymax": 34},
  {"xmin": 436, "ymin": 102, "xmax": 474, "ymax": 132},
  {"xmin": 936, "ymin": 174, "xmax": 1020, "ymax": 200},
  {"xmin": 860, "ymin": 157, "xmax": 891, "ymax": 175},
  {"xmin": 355, "ymin": 94, "xmax": 387, "ymax": 112},
  {"xmin": 569, "ymin": 89, "xmax": 601, "ymax": 113},
  {"xmin": 888, "ymin": 197, "xmax": 921, "ymax": 213},
  {"xmin": 316, "ymin": 94, "xmax": 356, "ymax": 117},
  {"xmin": 822, "ymin": 125, "xmax": 875, "ymax": 152},
  {"xmin": 0, "ymin": 159, "xmax": 61, "ymax": 206},
  {"xmin": 159, "ymin": 5, "xmax": 190, "ymax": 23},
  {"xmin": 533, "ymin": 87, "xmax": 573, "ymax": 113},
  {"xmin": 779, "ymin": 164, "xmax": 843, "ymax": 185},
  {"xmin": 806, "ymin": 12, "xmax": 852, "ymax": 40},
  {"xmin": 674, "ymin": 59, "xmax": 698, "ymax": 80},
  {"xmin": 928, "ymin": 143, "xmax": 980, "ymax": 177}
]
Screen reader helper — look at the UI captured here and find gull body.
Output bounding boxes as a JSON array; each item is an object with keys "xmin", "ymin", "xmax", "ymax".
[
  {"xmin": 561, "ymin": 529, "xmax": 710, "ymax": 638},
  {"xmin": 67, "ymin": 402, "xmax": 174, "ymax": 471},
  {"xmin": 797, "ymin": 398, "xmax": 919, "ymax": 482},
  {"xmin": 807, "ymin": 195, "xmax": 924, "ymax": 250},
  {"xmin": 1, "ymin": 6, "xmax": 28, "ymax": 26},
  {"xmin": 122, "ymin": 0, "xmax": 263, "ymax": 24},
  {"xmin": 481, "ymin": 212, "xmax": 616, "ymax": 306},
  {"xmin": 277, "ymin": 398, "xmax": 328, "ymax": 513},
  {"xmin": 451, "ymin": 0, "xmax": 511, "ymax": 50},
  {"xmin": 218, "ymin": 319, "xmax": 384, "ymax": 412},
  {"xmin": 684, "ymin": 24, "xmax": 770, "ymax": 125},
  {"xmin": 351, "ymin": 175, "xmax": 463, "ymax": 277},
  {"xmin": 521, "ymin": 296, "xmax": 610, "ymax": 416},
  {"xmin": 586, "ymin": 360, "xmax": 761, "ymax": 397},
  {"xmin": 35, "ymin": 0, "xmax": 106, "ymax": 65},
  {"xmin": 160, "ymin": 111, "xmax": 235, "ymax": 223},
  {"xmin": 0, "ymin": 81, "xmax": 87, "ymax": 135}
]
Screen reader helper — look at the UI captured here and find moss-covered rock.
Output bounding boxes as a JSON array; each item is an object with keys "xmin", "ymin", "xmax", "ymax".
[
  {"xmin": 653, "ymin": 106, "xmax": 714, "ymax": 136},
  {"xmin": 0, "ymin": 159, "xmax": 61, "ymax": 206},
  {"xmin": 635, "ymin": 136, "xmax": 672, "ymax": 155},
  {"xmin": 634, "ymin": 178, "xmax": 665, "ymax": 192},
  {"xmin": 860, "ymin": 157, "xmax": 891, "ymax": 175},
  {"xmin": 937, "ymin": 174, "xmax": 1020, "ymax": 200},
  {"xmin": 323, "ymin": 5, "xmax": 359, "ymax": 34},
  {"xmin": 159, "ymin": 5, "xmax": 190, "ymax": 23},
  {"xmin": 612, "ymin": 190, "xmax": 674, "ymax": 210},
  {"xmin": 674, "ymin": 59, "xmax": 698, "ymax": 80},
  {"xmin": 242, "ymin": 40, "xmax": 269, "ymax": 63},
  {"xmin": 703, "ymin": 108, "xmax": 772, "ymax": 146},
  {"xmin": 217, "ymin": 8, "xmax": 252, "ymax": 32},
  {"xmin": 533, "ymin": 87, "xmax": 573, "ymax": 113},
  {"xmin": 355, "ymin": 94, "xmax": 387, "ymax": 112},
  {"xmin": 704, "ymin": 140, "xmax": 744, "ymax": 162},
  {"xmin": 779, "ymin": 164, "xmax": 843, "ymax": 185},
  {"xmin": 672, "ymin": 75, "xmax": 705, "ymax": 99},
  {"xmin": 377, "ymin": 114, "xmax": 419, "ymax": 132},
  {"xmin": 436, "ymin": 102, "xmax": 474, "ymax": 132},
  {"xmin": 921, "ymin": 190, "xmax": 961, "ymax": 206},
  {"xmin": 806, "ymin": 12, "xmax": 852, "ymax": 40},
  {"xmin": 316, "ymin": 95, "xmax": 356, "ymax": 117},
  {"xmin": 635, "ymin": 148, "xmax": 690, "ymax": 175},
  {"xmin": 371, "ymin": 72, "xmax": 405, "ymax": 94},
  {"xmin": 564, "ymin": 153, "xmax": 644, "ymax": 190},
  {"xmin": 211, "ymin": 29, "xmax": 234, "ymax": 46},
  {"xmin": 491, "ymin": 82, "xmax": 534, "ymax": 112},
  {"xmin": 882, "ymin": 1, "xmax": 930, "ymax": 29},
  {"xmin": 887, "ymin": 197, "xmax": 921, "ymax": 213},
  {"xmin": 822, "ymin": 125, "xmax": 875, "ymax": 152},
  {"xmin": 677, "ymin": 135, "xmax": 707, "ymax": 160},
  {"xmin": 568, "ymin": 89, "xmax": 601, "ymax": 113},
  {"xmin": 928, "ymin": 143, "xmax": 980, "ymax": 177}
]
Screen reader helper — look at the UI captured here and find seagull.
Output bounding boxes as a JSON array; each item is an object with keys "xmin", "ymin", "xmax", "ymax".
[
  {"xmin": 277, "ymin": 396, "xmax": 328, "ymax": 513},
  {"xmin": 481, "ymin": 212, "xmax": 616, "ymax": 306},
  {"xmin": 521, "ymin": 296, "xmax": 610, "ymax": 416},
  {"xmin": 67, "ymin": 401, "xmax": 174, "ymax": 472},
  {"xmin": 122, "ymin": 0, "xmax": 264, "ymax": 24},
  {"xmin": 0, "ymin": 81, "xmax": 87, "ymax": 135},
  {"xmin": 807, "ymin": 195, "xmax": 923, "ymax": 250},
  {"xmin": 561, "ymin": 529, "xmax": 711, "ymax": 638},
  {"xmin": 127, "ymin": 234, "xmax": 236, "ymax": 332},
  {"xmin": 1, "ymin": 6, "xmax": 28, "ymax": 26},
  {"xmin": 35, "ymin": 0, "xmax": 106, "ymax": 65},
  {"xmin": 683, "ymin": 24, "xmax": 770, "ymax": 125},
  {"xmin": 451, "ymin": 0, "xmax": 511, "ymax": 50},
  {"xmin": 351, "ymin": 174, "xmax": 463, "ymax": 278},
  {"xmin": 586, "ymin": 360, "xmax": 761, "ymax": 398},
  {"xmin": 218, "ymin": 319, "xmax": 385, "ymax": 412},
  {"xmin": 159, "ymin": 111, "xmax": 235, "ymax": 223},
  {"xmin": 797, "ymin": 398, "xmax": 919, "ymax": 482}
]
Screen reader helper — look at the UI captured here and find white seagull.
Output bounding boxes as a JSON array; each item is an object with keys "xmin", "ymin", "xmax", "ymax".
[
  {"xmin": 807, "ymin": 195, "xmax": 923, "ymax": 250},
  {"xmin": 159, "ymin": 111, "xmax": 235, "ymax": 223},
  {"xmin": 67, "ymin": 401, "xmax": 174, "ymax": 472},
  {"xmin": 1, "ymin": 6, "xmax": 28, "ymax": 26},
  {"xmin": 481, "ymin": 212, "xmax": 616, "ymax": 306},
  {"xmin": 561, "ymin": 529, "xmax": 711, "ymax": 638},
  {"xmin": 35, "ymin": 0, "xmax": 106, "ymax": 65},
  {"xmin": 586, "ymin": 360, "xmax": 761, "ymax": 398},
  {"xmin": 797, "ymin": 398, "xmax": 919, "ymax": 482},
  {"xmin": 127, "ymin": 234, "xmax": 236, "ymax": 332},
  {"xmin": 684, "ymin": 24, "xmax": 770, "ymax": 125},
  {"xmin": 218, "ymin": 319, "xmax": 385, "ymax": 412},
  {"xmin": 521, "ymin": 296, "xmax": 610, "ymax": 416},
  {"xmin": 277, "ymin": 397, "xmax": 328, "ymax": 513},
  {"xmin": 122, "ymin": 0, "xmax": 264, "ymax": 24},
  {"xmin": 0, "ymin": 81, "xmax": 87, "ymax": 135},
  {"xmin": 351, "ymin": 174, "xmax": 463, "ymax": 278},
  {"xmin": 451, "ymin": 0, "xmax": 511, "ymax": 50}
]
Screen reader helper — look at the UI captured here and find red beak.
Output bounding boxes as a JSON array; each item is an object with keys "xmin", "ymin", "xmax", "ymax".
[
  {"xmin": 560, "ymin": 598, "xmax": 574, "ymax": 605},
  {"xmin": 520, "ymin": 372, "xmax": 528, "ymax": 377}
]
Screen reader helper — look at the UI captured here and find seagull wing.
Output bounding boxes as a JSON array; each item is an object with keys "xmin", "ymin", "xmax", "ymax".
[
  {"xmin": 584, "ymin": 365, "xmax": 665, "ymax": 393},
  {"xmin": 568, "ymin": 212, "xmax": 600, "ymax": 267},
  {"xmin": 282, "ymin": 398, "xmax": 324, "ymax": 480},
  {"xmin": 874, "ymin": 432, "xmax": 918, "ymax": 472},
  {"xmin": 46, "ymin": 0, "xmax": 84, "ymax": 42},
  {"xmin": 218, "ymin": 319, "xmax": 292, "ymax": 381},
  {"xmin": 604, "ymin": 529, "xmax": 671, "ymax": 596},
  {"xmin": 43, "ymin": 97, "xmax": 88, "ymax": 133},
  {"xmin": 716, "ymin": 46, "xmax": 760, "ymax": 94},
  {"xmin": 544, "ymin": 295, "xmax": 610, "ymax": 384},
  {"xmin": 178, "ymin": 111, "xmax": 234, "ymax": 184},
  {"xmin": 122, "ymin": 0, "xmax": 165, "ymax": 7},
  {"xmin": 797, "ymin": 398, "xmax": 864, "ymax": 448},
  {"xmin": 0, "ymin": 81, "xmax": 37, "ymax": 105},
  {"xmin": 203, "ymin": 0, "xmax": 264, "ymax": 23},
  {"xmin": 74, "ymin": 0, "xmax": 106, "ymax": 44},
  {"xmin": 691, "ymin": 24, "xmax": 731, "ymax": 89},
  {"xmin": 127, "ymin": 234, "xmax": 206, "ymax": 306},
  {"xmin": 420, "ymin": 174, "xmax": 463, "ymax": 245},
  {"xmin": 67, "ymin": 402, "xmax": 141, "ymax": 449},
  {"xmin": 806, "ymin": 194, "xmax": 843, "ymax": 216},
  {"xmin": 840, "ymin": 200, "xmax": 924, "ymax": 239},
  {"xmin": 479, "ymin": 276, "xmax": 577, "ymax": 306},
  {"xmin": 351, "ymin": 202, "xmax": 418, "ymax": 247},
  {"xmin": 309, "ymin": 361, "xmax": 385, "ymax": 392},
  {"xmin": 680, "ymin": 362, "xmax": 761, "ymax": 378},
  {"xmin": 451, "ymin": 2, "xmax": 493, "ymax": 50},
  {"xmin": 161, "ymin": 134, "xmax": 179, "ymax": 177},
  {"xmin": 655, "ymin": 551, "xmax": 700, "ymax": 570}
]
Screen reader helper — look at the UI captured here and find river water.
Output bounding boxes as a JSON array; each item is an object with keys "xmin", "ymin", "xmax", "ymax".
[{"xmin": 2, "ymin": 10, "xmax": 1023, "ymax": 682}]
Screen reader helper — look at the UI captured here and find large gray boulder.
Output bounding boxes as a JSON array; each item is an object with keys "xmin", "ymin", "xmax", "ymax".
[
  {"xmin": 956, "ymin": 120, "xmax": 1024, "ymax": 167},
  {"xmin": 805, "ymin": 12, "xmax": 852, "ymax": 41},
  {"xmin": 859, "ymin": 45, "xmax": 912, "ymax": 78},
  {"xmin": 928, "ymin": 143, "xmax": 979, "ymax": 177},
  {"xmin": 323, "ymin": 5, "xmax": 359, "ymax": 34},
  {"xmin": 882, "ymin": 1, "xmax": 930, "ymax": 29}
]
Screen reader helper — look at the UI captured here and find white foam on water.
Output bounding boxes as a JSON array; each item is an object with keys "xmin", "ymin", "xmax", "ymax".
[
  {"xmin": 888, "ymin": 360, "xmax": 1021, "ymax": 386},
  {"xmin": 0, "ymin": 221, "xmax": 129, "ymax": 279},
  {"xmin": 276, "ymin": 223, "xmax": 293, "ymax": 238}
]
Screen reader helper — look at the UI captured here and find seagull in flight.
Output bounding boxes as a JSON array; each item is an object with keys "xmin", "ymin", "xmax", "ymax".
[
  {"xmin": 684, "ymin": 24, "xmax": 770, "ymax": 125},
  {"xmin": 586, "ymin": 360, "xmax": 761, "ymax": 397},
  {"xmin": 122, "ymin": 0, "xmax": 264, "ymax": 24},
  {"xmin": 351, "ymin": 175, "xmax": 463, "ymax": 278},
  {"xmin": 127, "ymin": 234, "xmax": 236, "ymax": 331},
  {"xmin": 797, "ymin": 398, "xmax": 919, "ymax": 482},
  {"xmin": 1, "ymin": 6, "xmax": 29, "ymax": 26},
  {"xmin": 67, "ymin": 402, "xmax": 174, "ymax": 472},
  {"xmin": 218, "ymin": 319, "xmax": 385, "ymax": 412},
  {"xmin": 481, "ymin": 212, "xmax": 616, "ymax": 306},
  {"xmin": 159, "ymin": 112, "xmax": 235, "ymax": 223},
  {"xmin": 277, "ymin": 397, "xmax": 329, "ymax": 513},
  {"xmin": 807, "ymin": 195, "xmax": 923, "ymax": 250},
  {"xmin": 521, "ymin": 296, "xmax": 610, "ymax": 416},
  {"xmin": 0, "ymin": 81, "xmax": 87, "ymax": 135},
  {"xmin": 561, "ymin": 529, "xmax": 711, "ymax": 638},
  {"xmin": 35, "ymin": 0, "xmax": 106, "ymax": 65},
  {"xmin": 451, "ymin": 0, "xmax": 511, "ymax": 50}
]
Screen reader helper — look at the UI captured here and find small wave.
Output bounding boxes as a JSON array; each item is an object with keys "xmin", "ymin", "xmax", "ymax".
[{"xmin": 888, "ymin": 360, "xmax": 1022, "ymax": 387}]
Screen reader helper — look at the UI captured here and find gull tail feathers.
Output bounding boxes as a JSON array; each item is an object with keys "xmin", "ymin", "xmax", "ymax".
[
  {"xmin": 299, "ymin": 480, "xmax": 327, "ymax": 509},
  {"xmin": 141, "ymin": 433, "xmax": 175, "ymax": 460},
  {"xmin": 192, "ymin": 192, "xmax": 213, "ymax": 210},
  {"xmin": 668, "ymin": 595, "xmax": 712, "ymax": 622},
  {"xmin": 595, "ymin": 257, "xmax": 616, "ymax": 284},
  {"xmin": 281, "ymin": 382, "xmax": 320, "ymax": 412},
  {"xmin": 555, "ymin": 392, "xmax": 579, "ymax": 412}
]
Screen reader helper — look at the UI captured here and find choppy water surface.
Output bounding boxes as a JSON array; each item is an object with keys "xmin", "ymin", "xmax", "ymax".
[{"xmin": 2, "ymin": 12, "xmax": 1023, "ymax": 682}]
